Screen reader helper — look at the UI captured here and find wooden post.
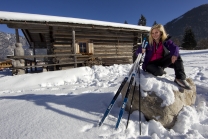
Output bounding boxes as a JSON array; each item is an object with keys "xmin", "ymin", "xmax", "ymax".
[
  {"xmin": 48, "ymin": 26, "xmax": 54, "ymax": 71},
  {"xmin": 15, "ymin": 29, "xmax": 20, "ymax": 43},
  {"xmin": 32, "ymin": 42, "xmax": 37, "ymax": 71},
  {"xmin": 25, "ymin": 60, "xmax": 28, "ymax": 73},
  {"xmin": 72, "ymin": 29, "xmax": 77, "ymax": 68},
  {"xmin": 30, "ymin": 61, "xmax": 32, "ymax": 72}
]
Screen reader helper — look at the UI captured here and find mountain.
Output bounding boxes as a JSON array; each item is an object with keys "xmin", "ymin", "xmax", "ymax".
[
  {"xmin": 0, "ymin": 31, "xmax": 29, "ymax": 60},
  {"xmin": 164, "ymin": 4, "xmax": 208, "ymax": 46}
]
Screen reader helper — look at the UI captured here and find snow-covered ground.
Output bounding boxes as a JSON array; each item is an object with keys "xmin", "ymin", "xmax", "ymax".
[{"xmin": 0, "ymin": 49, "xmax": 208, "ymax": 139}]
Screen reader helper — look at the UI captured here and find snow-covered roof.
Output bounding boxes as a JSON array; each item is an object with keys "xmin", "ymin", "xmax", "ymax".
[{"xmin": 0, "ymin": 11, "xmax": 151, "ymax": 31}]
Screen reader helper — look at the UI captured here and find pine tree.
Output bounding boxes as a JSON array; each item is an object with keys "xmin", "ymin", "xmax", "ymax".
[
  {"xmin": 197, "ymin": 37, "xmax": 208, "ymax": 49},
  {"xmin": 181, "ymin": 27, "xmax": 197, "ymax": 50},
  {"xmin": 138, "ymin": 14, "xmax": 146, "ymax": 26},
  {"xmin": 153, "ymin": 21, "xmax": 157, "ymax": 26},
  {"xmin": 124, "ymin": 20, "xmax": 128, "ymax": 24}
]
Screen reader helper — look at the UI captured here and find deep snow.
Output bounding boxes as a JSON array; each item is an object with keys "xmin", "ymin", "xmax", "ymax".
[{"xmin": 0, "ymin": 49, "xmax": 208, "ymax": 139}]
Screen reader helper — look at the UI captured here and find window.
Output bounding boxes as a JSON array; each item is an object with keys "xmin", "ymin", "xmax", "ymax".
[
  {"xmin": 79, "ymin": 43, "xmax": 87, "ymax": 53},
  {"xmin": 76, "ymin": 41, "xmax": 94, "ymax": 54}
]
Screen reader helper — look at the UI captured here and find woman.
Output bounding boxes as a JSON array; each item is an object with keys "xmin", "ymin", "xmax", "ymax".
[{"xmin": 135, "ymin": 24, "xmax": 191, "ymax": 90}]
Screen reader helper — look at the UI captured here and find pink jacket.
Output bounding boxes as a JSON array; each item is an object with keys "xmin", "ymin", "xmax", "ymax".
[{"xmin": 150, "ymin": 41, "xmax": 164, "ymax": 61}]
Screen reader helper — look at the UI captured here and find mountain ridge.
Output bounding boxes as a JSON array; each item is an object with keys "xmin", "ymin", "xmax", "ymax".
[{"xmin": 164, "ymin": 4, "xmax": 208, "ymax": 45}]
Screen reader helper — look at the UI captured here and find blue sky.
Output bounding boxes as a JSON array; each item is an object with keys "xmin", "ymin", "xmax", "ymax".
[{"xmin": 0, "ymin": 0, "xmax": 207, "ymax": 34}]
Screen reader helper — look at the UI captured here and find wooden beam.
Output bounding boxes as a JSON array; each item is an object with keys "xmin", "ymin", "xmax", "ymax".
[
  {"xmin": 52, "ymin": 36, "xmax": 134, "ymax": 41},
  {"xmin": 94, "ymin": 52, "xmax": 132, "ymax": 55},
  {"xmin": 93, "ymin": 41, "xmax": 132, "ymax": 45},
  {"xmin": 94, "ymin": 45, "xmax": 133, "ymax": 48},
  {"xmin": 15, "ymin": 29, "xmax": 20, "ymax": 43},
  {"xmin": 12, "ymin": 61, "xmax": 84, "ymax": 69},
  {"xmin": 7, "ymin": 54, "xmax": 82, "ymax": 59},
  {"xmin": 53, "ymin": 44, "xmax": 72, "ymax": 47},
  {"xmin": 22, "ymin": 29, "xmax": 32, "ymax": 46},
  {"xmin": 52, "ymin": 30, "xmax": 135, "ymax": 36},
  {"xmin": 7, "ymin": 24, "xmax": 48, "ymax": 29},
  {"xmin": 3, "ymin": 21, "xmax": 149, "ymax": 32},
  {"xmin": 29, "ymin": 29, "xmax": 49, "ymax": 33}
]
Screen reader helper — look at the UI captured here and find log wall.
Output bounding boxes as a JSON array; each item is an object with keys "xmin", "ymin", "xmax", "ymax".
[
  {"xmin": 1, "ymin": 21, "xmax": 148, "ymax": 72},
  {"xmin": 93, "ymin": 44, "xmax": 133, "ymax": 65}
]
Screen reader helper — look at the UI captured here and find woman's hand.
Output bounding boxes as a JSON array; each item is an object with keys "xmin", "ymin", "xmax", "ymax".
[{"xmin": 171, "ymin": 56, "xmax": 177, "ymax": 63}]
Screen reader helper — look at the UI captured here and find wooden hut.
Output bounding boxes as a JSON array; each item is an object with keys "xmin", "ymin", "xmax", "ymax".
[{"xmin": 0, "ymin": 11, "xmax": 150, "ymax": 73}]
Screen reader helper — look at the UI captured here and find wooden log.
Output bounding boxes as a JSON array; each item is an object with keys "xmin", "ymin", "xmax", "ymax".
[
  {"xmin": 29, "ymin": 29, "xmax": 49, "ymax": 33},
  {"xmin": 53, "ymin": 33, "xmax": 135, "ymax": 39},
  {"xmin": 53, "ymin": 44, "xmax": 72, "ymax": 47},
  {"xmin": 93, "ymin": 41, "xmax": 133, "ymax": 44},
  {"xmin": 93, "ymin": 42, "xmax": 132, "ymax": 45},
  {"xmin": 53, "ymin": 49, "xmax": 72, "ymax": 53},
  {"xmin": 89, "ymin": 54, "xmax": 132, "ymax": 57},
  {"xmin": 15, "ymin": 29, "xmax": 20, "ymax": 43},
  {"xmin": 4, "ymin": 21, "xmax": 149, "ymax": 33},
  {"xmin": 54, "ymin": 40, "xmax": 72, "ymax": 43},
  {"xmin": 53, "ymin": 52, "xmax": 75, "ymax": 55},
  {"xmin": 11, "ymin": 61, "xmax": 84, "ymax": 69},
  {"xmin": 7, "ymin": 54, "xmax": 82, "ymax": 59},
  {"xmin": 78, "ymin": 36, "xmax": 134, "ymax": 41},
  {"xmin": 72, "ymin": 29, "xmax": 77, "ymax": 68},
  {"xmin": 7, "ymin": 24, "xmax": 47, "ymax": 29},
  {"xmin": 94, "ymin": 52, "xmax": 132, "ymax": 55},
  {"xmin": 102, "ymin": 58, "xmax": 130, "ymax": 61},
  {"xmin": 54, "ymin": 57, "xmax": 89, "ymax": 63},
  {"xmin": 105, "ymin": 57, "xmax": 132, "ymax": 60},
  {"xmin": 54, "ymin": 57, "xmax": 74, "ymax": 60},
  {"xmin": 94, "ymin": 46, "xmax": 132, "ymax": 49},
  {"xmin": 94, "ymin": 49, "xmax": 132, "ymax": 52},
  {"xmin": 53, "ymin": 47, "xmax": 72, "ymax": 50}
]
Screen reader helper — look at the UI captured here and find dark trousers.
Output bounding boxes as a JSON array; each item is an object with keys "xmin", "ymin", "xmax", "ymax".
[{"xmin": 145, "ymin": 54, "xmax": 186, "ymax": 80}]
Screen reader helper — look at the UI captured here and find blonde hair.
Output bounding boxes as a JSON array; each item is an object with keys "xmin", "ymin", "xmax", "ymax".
[{"xmin": 148, "ymin": 24, "xmax": 168, "ymax": 45}]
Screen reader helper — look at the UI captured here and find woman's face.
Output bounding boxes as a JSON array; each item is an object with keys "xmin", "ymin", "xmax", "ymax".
[{"xmin": 151, "ymin": 28, "xmax": 161, "ymax": 42}]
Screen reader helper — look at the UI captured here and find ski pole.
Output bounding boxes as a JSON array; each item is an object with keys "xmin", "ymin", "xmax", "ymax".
[
  {"xmin": 139, "ymin": 61, "xmax": 141, "ymax": 135},
  {"xmin": 99, "ymin": 53, "xmax": 141, "ymax": 127},
  {"xmin": 126, "ymin": 53, "xmax": 141, "ymax": 129},
  {"xmin": 126, "ymin": 81, "xmax": 136, "ymax": 129}
]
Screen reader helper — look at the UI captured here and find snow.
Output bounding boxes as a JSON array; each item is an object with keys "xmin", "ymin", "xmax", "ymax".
[
  {"xmin": 0, "ymin": 49, "xmax": 208, "ymax": 139},
  {"xmin": 0, "ymin": 11, "xmax": 151, "ymax": 31}
]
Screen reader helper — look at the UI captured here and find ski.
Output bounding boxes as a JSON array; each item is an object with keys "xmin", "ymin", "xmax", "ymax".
[
  {"xmin": 115, "ymin": 53, "xmax": 142, "ymax": 129},
  {"xmin": 115, "ymin": 73, "xmax": 135, "ymax": 129},
  {"xmin": 98, "ymin": 53, "xmax": 141, "ymax": 127},
  {"xmin": 98, "ymin": 77, "xmax": 128, "ymax": 126},
  {"xmin": 126, "ymin": 56, "xmax": 142, "ymax": 129}
]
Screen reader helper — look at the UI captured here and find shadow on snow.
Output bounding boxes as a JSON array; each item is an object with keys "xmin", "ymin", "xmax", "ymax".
[{"xmin": 0, "ymin": 92, "xmax": 120, "ymax": 125}]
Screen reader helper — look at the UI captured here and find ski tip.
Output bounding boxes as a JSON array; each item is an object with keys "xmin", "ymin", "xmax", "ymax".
[{"xmin": 98, "ymin": 121, "xmax": 103, "ymax": 127}]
